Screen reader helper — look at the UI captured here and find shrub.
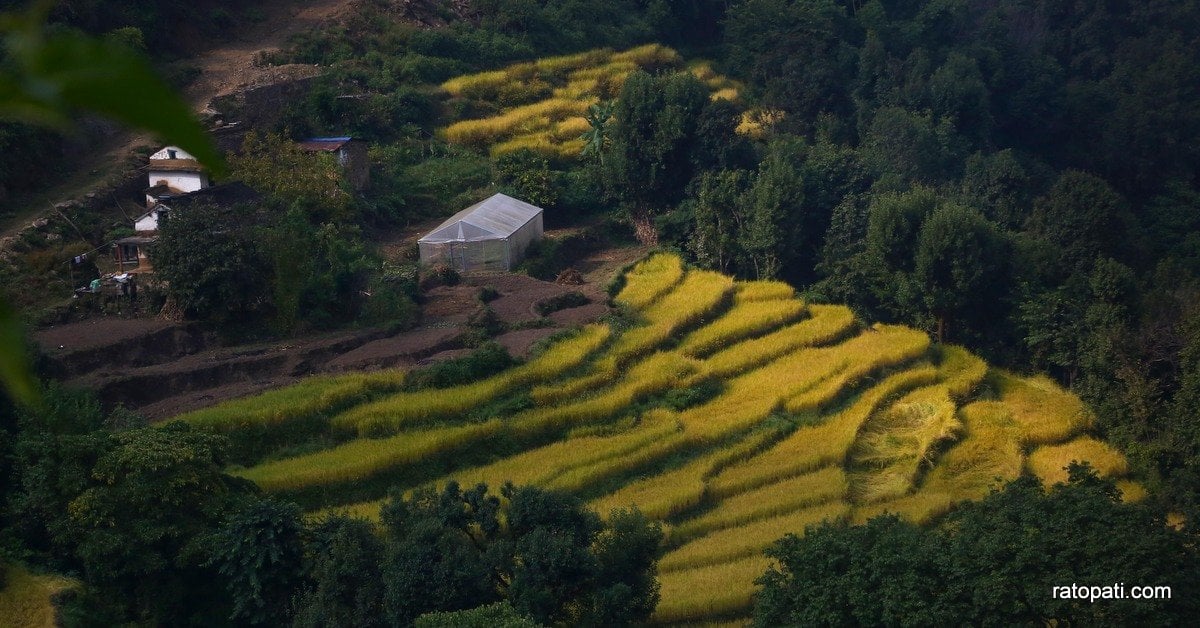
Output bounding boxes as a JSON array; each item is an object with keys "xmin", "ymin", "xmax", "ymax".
[
  {"xmin": 465, "ymin": 306, "xmax": 505, "ymax": 345},
  {"xmin": 419, "ymin": 264, "xmax": 461, "ymax": 291},
  {"xmin": 415, "ymin": 603, "xmax": 539, "ymax": 628},
  {"xmin": 534, "ymin": 291, "xmax": 589, "ymax": 316},
  {"xmin": 478, "ymin": 286, "xmax": 500, "ymax": 303},
  {"xmin": 407, "ymin": 342, "xmax": 516, "ymax": 391},
  {"xmin": 519, "ymin": 231, "xmax": 600, "ymax": 280}
]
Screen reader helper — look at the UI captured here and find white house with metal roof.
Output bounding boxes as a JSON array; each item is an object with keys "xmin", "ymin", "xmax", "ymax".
[{"xmin": 418, "ymin": 193, "xmax": 544, "ymax": 272}]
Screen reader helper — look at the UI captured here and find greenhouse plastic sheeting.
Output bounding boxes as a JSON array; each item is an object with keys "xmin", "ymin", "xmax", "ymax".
[{"xmin": 418, "ymin": 193, "xmax": 544, "ymax": 272}]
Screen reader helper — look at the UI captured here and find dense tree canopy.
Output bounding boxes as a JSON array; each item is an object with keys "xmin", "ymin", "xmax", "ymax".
[
  {"xmin": 757, "ymin": 468, "xmax": 1200, "ymax": 627},
  {"xmin": 0, "ymin": 380, "xmax": 661, "ymax": 625},
  {"xmin": 604, "ymin": 70, "xmax": 711, "ymax": 242},
  {"xmin": 379, "ymin": 482, "xmax": 662, "ymax": 627}
]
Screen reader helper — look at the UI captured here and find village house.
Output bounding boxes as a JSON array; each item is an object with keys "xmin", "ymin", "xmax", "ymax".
[
  {"xmin": 115, "ymin": 146, "xmax": 257, "ymax": 270},
  {"xmin": 144, "ymin": 146, "xmax": 209, "ymax": 207},
  {"xmin": 297, "ymin": 136, "xmax": 370, "ymax": 191}
]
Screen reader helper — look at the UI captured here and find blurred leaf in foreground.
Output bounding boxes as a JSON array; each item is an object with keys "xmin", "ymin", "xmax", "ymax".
[
  {"xmin": 0, "ymin": 298, "xmax": 38, "ymax": 406},
  {"xmin": 0, "ymin": 0, "xmax": 225, "ymax": 175},
  {"xmin": 0, "ymin": 0, "xmax": 233, "ymax": 404}
]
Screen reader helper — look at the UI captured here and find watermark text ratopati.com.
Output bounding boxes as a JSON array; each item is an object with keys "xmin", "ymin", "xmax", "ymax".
[{"xmin": 1052, "ymin": 583, "xmax": 1171, "ymax": 602}]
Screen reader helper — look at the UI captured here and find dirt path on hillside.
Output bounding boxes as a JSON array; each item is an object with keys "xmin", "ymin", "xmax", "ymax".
[
  {"xmin": 183, "ymin": 0, "xmax": 358, "ymax": 107},
  {"xmin": 1, "ymin": 0, "xmax": 356, "ymax": 235}
]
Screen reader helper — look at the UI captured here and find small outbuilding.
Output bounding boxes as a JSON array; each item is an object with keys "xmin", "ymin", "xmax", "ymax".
[
  {"xmin": 418, "ymin": 193, "xmax": 544, "ymax": 272},
  {"xmin": 297, "ymin": 136, "xmax": 370, "ymax": 191}
]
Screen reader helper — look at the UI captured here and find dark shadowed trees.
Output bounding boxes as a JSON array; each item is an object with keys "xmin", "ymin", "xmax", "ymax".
[
  {"xmin": 377, "ymin": 481, "xmax": 661, "ymax": 627},
  {"xmin": 604, "ymin": 70, "xmax": 710, "ymax": 243},
  {"xmin": 757, "ymin": 468, "xmax": 1200, "ymax": 627}
]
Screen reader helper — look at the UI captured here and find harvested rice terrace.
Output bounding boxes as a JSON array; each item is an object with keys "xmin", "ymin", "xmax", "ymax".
[{"xmin": 178, "ymin": 253, "xmax": 1139, "ymax": 624}]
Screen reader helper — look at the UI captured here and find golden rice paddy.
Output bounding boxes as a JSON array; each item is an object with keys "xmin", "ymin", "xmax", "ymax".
[
  {"xmin": 440, "ymin": 45, "xmax": 742, "ymax": 158},
  {"xmin": 183, "ymin": 253, "xmax": 1136, "ymax": 624},
  {"xmin": 1027, "ymin": 436, "xmax": 1130, "ymax": 486}
]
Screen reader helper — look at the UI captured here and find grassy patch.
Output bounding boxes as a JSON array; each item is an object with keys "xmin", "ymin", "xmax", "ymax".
[{"xmin": 0, "ymin": 563, "xmax": 76, "ymax": 628}]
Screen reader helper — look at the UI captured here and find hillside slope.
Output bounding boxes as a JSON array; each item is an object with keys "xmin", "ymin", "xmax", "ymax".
[
  {"xmin": 0, "ymin": 0, "xmax": 353, "ymax": 236},
  {"xmin": 181, "ymin": 253, "xmax": 1139, "ymax": 623}
]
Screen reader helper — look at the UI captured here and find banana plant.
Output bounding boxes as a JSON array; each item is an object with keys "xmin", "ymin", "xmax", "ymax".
[{"xmin": 580, "ymin": 100, "xmax": 615, "ymax": 164}]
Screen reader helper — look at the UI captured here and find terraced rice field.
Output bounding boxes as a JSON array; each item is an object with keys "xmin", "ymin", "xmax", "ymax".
[
  {"xmin": 440, "ymin": 45, "xmax": 743, "ymax": 158},
  {"xmin": 182, "ymin": 252, "xmax": 1139, "ymax": 624}
]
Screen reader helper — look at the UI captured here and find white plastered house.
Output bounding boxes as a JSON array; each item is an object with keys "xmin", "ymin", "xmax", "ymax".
[{"xmin": 145, "ymin": 146, "xmax": 209, "ymax": 208}]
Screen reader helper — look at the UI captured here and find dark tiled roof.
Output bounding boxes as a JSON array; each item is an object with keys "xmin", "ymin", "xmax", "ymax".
[
  {"xmin": 156, "ymin": 181, "xmax": 261, "ymax": 209},
  {"xmin": 297, "ymin": 136, "xmax": 356, "ymax": 151},
  {"xmin": 115, "ymin": 236, "xmax": 157, "ymax": 245}
]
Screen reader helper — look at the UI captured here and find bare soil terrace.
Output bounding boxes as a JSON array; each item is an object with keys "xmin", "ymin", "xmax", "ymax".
[{"xmin": 33, "ymin": 245, "xmax": 643, "ymax": 420}]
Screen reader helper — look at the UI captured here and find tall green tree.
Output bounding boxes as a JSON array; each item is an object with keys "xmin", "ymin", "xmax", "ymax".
[
  {"xmin": 864, "ymin": 107, "xmax": 962, "ymax": 185},
  {"xmin": 738, "ymin": 141, "xmax": 805, "ymax": 280},
  {"xmin": 604, "ymin": 70, "xmax": 709, "ymax": 244},
  {"xmin": 725, "ymin": 0, "xmax": 857, "ymax": 135},
  {"xmin": 495, "ymin": 149, "xmax": 558, "ymax": 209},
  {"xmin": 380, "ymin": 482, "xmax": 503, "ymax": 625},
  {"xmin": 866, "ymin": 187, "xmax": 937, "ymax": 275},
  {"xmin": 580, "ymin": 100, "xmax": 614, "ymax": 164},
  {"xmin": 502, "ymin": 484, "xmax": 604, "ymax": 624},
  {"xmin": 589, "ymin": 508, "xmax": 663, "ymax": 626},
  {"xmin": 293, "ymin": 516, "xmax": 387, "ymax": 628},
  {"xmin": 66, "ymin": 423, "xmax": 247, "ymax": 623},
  {"xmin": 756, "ymin": 515, "xmax": 956, "ymax": 627},
  {"xmin": 942, "ymin": 469, "xmax": 1196, "ymax": 625},
  {"xmin": 959, "ymin": 149, "xmax": 1037, "ymax": 230},
  {"xmin": 231, "ymin": 132, "xmax": 355, "ymax": 223},
  {"xmin": 687, "ymin": 169, "xmax": 752, "ymax": 274},
  {"xmin": 5, "ymin": 383, "xmax": 112, "ymax": 566},
  {"xmin": 928, "ymin": 52, "xmax": 991, "ymax": 146},
  {"xmin": 206, "ymin": 498, "xmax": 305, "ymax": 626},
  {"xmin": 912, "ymin": 203, "xmax": 1009, "ymax": 343},
  {"xmin": 263, "ymin": 209, "xmax": 375, "ymax": 333},
  {"xmin": 1027, "ymin": 171, "xmax": 1134, "ymax": 276},
  {"xmin": 152, "ymin": 203, "xmax": 271, "ymax": 325},
  {"xmin": 377, "ymin": 482, "xmax": 661, "ymax": 627},
  {"xmin": 1162, "ymin": 309, "xmax": 1200, "ymax": 512}
]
